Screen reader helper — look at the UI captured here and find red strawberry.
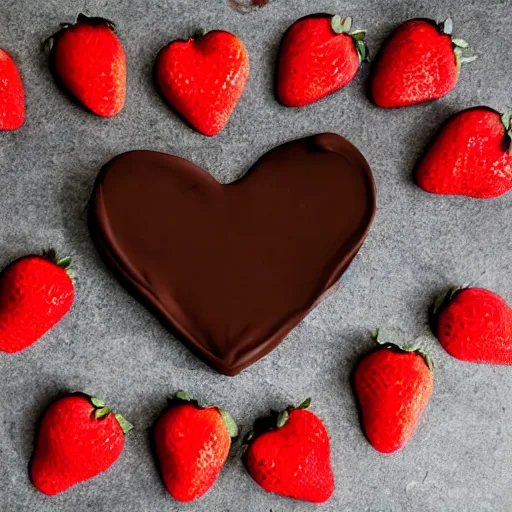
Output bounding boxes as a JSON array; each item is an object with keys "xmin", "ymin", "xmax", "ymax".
[
  {"xmin": 47, "ymin": 14, "xmax": 126, "ymax": 117},
  {"xmin": 416, "ymin": 107, "xmax": 512, "ymax": 198},
  {"xmin": 371, "ymin": 18, "xmax": 476, "ymax": 108},
  {"xmin": 0, "ymin": 251, "xmax": 74, "ymax": 353},
  {"xmin": 155, "ymin": 30, "xmax": 249, "ymax": 136},
  {"xmin": 245, "ymin": 398, "xmax": 334, "ymax": 503},
  {"xmin": 31, "ymin": 393, "xmax": 133, "ymax": 495},
  {"xmin": 153, "ymin": 391, "xmax": 237, "ymax": 502},
  {"xmin": 277, "ymin": 15, "xmax": 369, "ymax": 107},
  {"xmin": 354, "ymin": 331, "xmax": 434, "ymax": 454},
  {"xmin": 431, "ymin": 287, "xmax": 512, "ymax": 363},
  {"xmin": 0, "ymin": 49, "xmax": 24, "ymax": 130}
]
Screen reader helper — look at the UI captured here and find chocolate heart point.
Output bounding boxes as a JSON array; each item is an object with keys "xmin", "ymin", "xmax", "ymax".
[{"xmin": 89, "ymin": 134, "xmax": 376, "ymax": 375}]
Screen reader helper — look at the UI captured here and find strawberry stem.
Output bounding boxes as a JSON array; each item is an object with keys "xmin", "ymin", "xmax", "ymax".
[
  {"xmin": 89, "ymin": 396, "xmax": 133, "ymax": 433},
  {"xmin": 431, "ymin": 286, "xmax": 461, "ymax": 316},
  {"xmin": 440, "ymin": 17, "xmax": 453, "ymax": 35},
  {"xmin": 90, "ymin": 396, "xmax": 111, "ymax": 420},
  {"xmin": 169, "ymin": 391, "xmax": 237, "ymax": 437},
  {"xmin": 76, "ymin": 13, "xmax": 116, "ymax": 31},
  {"xmin": 330, "ymin": 15, "xmax": 369, "ymax": 62},
  {"xmin": 115, "ymin": 414, "xmax": 134, "ymax": 434},
  {"xmin": 372, "ymin": 329, "xmax": 434, "ymax": 371},
  {"xmin": 276, "ymin": 410, "xmax": 289, "ymax": 428},
  {"xmin": 56, "ymin": 257, "xmax": 72, "ymax": 268},
  {"xmin": 42, "ymin": 13, "xmax": 116, "ymax": 54},
  {"xmin": 500, "ymin": 112, "xmax": 512, "ymax": 155},
  {"xmin": 220, "ymin": 409, "xmax": 239, "ymax": 438},
  {"xmin": 174, "ymin": 390, "xmax": 191, "ymax": 402}
]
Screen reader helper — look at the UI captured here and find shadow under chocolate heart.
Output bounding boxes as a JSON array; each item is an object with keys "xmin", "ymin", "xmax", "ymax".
[{"xmin": 89, "ymin": 133, "xmax": 376, "ymax": 376}]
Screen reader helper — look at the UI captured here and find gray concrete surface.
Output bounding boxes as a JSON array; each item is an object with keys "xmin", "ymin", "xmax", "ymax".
[{"xmin": 0, "ymin": 0, "xmax": 511, "ymax": 510}]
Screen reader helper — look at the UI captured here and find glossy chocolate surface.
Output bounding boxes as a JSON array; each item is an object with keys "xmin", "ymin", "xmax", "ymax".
[{"xmin": 89, "ymin": 133, "xmax": 376, "ymax": 375}]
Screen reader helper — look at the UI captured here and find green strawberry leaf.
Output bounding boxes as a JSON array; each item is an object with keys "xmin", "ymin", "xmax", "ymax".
[
  {"xmin": 432, "ymin": 287, "xmax": 460, "ymax": 316},
  {"xmin": 90, "ymin": 397, "xmax": 106, "ymax": 408},
  {"xmin": 501, "ymin": 112, "xmax": 511, "ymax": 130},
  {"xmin": 372, "ymin": 329, "xmax": 434, "ymax": 372},
  {"xmin": 56, "ymin": 256, "xmax": 72, "ymax": 268},
  {"xmin": 330, "ymin": 15, "xmax": 344, "ymax": 34},
  {"xmin": 452, "ymin": 38, "xmax": 468, "ymax": 48},
  {"xmin": 174, "ymin": 390, "xmax": 191, "ymax": 402},
  {"xmin": 296, "ymin": 398, "xmax": 312, "ymax": 410},
  {"xmin": 219, "ymin": 409, "xmax": 238, "ymax": 438},
  {"xmin": 459, "ymin": 55, "xmax": 478, "ymax": 64},
  {"xmin": 356, "ymin": 40, "xmax": 369, "ymax": 62},
  {"xmin": 342, "ymin": 17, "xmax": 352, "ymax": 33},
  {"xmin": 276, "ymin": 410, "xmax": 289, "ymax": 428},
  {"xmin": 423, "ymin": 353, "xmax": 435, "ymax": 372},
  {"xmin": 76, "ymin": 13, "xmax": 116, "ymax": 31},
  {"xmin": 442, "ymin": 17, "xmax": 453, "ymax": 35},
  {"xmin": 115, "ymin": 413, "xmax": 134, "ymax": 434},
  {"xmin": 95, "ymin": 406, "xmax": 111, "ymax": 420},
  {"xmin": 350, "ymin": 30, "xmax": 367, "ymax": 41}
]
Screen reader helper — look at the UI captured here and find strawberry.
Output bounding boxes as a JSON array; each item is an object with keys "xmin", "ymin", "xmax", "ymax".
[
  {"xmin": 0, "ymin": 251, "xmax": 74, "ymax": 353},
  {"xmin": 277, "ymin": 15, "xmax": 369, "ymax": 107},
  {"xmin": 0, "ymin": 49, "xmax": 24, "ymax": 130},
  {"xmin": 431, "ymin": 287, "xmax": 512, "ymax": 364},
  {"xmin": 353, "ymin": 330, "xmax": 434, "ymax": 454},
  {"xmin": 416, "ymin": 107, "xmax": 512, "ymax": 198},
  {"xmin": 245, "ymin": 398, "xmax": 334, "ymax": 503},
  {"xmin": 152, "ymin": 391, "xmax": 237, "ymax": 502},
  {"xmin": 155, "ymin": 30, "xmax": 249, "ymax": 136},
  {"xmin": 371, "ymin": 18, "xmax": 476, "ymax": 108},
  {"xmin": 46, "ymin": 14, "xmax": 126, "ymax": 117},
  {"xmin": 31, "ymin": 393, "xmax": 133, "ymax": 495}
]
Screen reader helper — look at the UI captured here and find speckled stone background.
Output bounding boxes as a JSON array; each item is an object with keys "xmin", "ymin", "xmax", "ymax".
[{"xmin": 0, "ymin": 0, "xmax": 511, "ymax": 510}]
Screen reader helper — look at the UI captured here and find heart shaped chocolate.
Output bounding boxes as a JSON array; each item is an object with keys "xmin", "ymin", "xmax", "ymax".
[{"xmin": 89, "ymin": 134, "xmax": 376, "ymax": 375}]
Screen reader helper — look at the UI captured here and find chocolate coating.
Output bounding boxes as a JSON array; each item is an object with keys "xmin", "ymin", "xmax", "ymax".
[{"xmin": 89, "ymin": 134, "xmax": 376, "ymax": 375}]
